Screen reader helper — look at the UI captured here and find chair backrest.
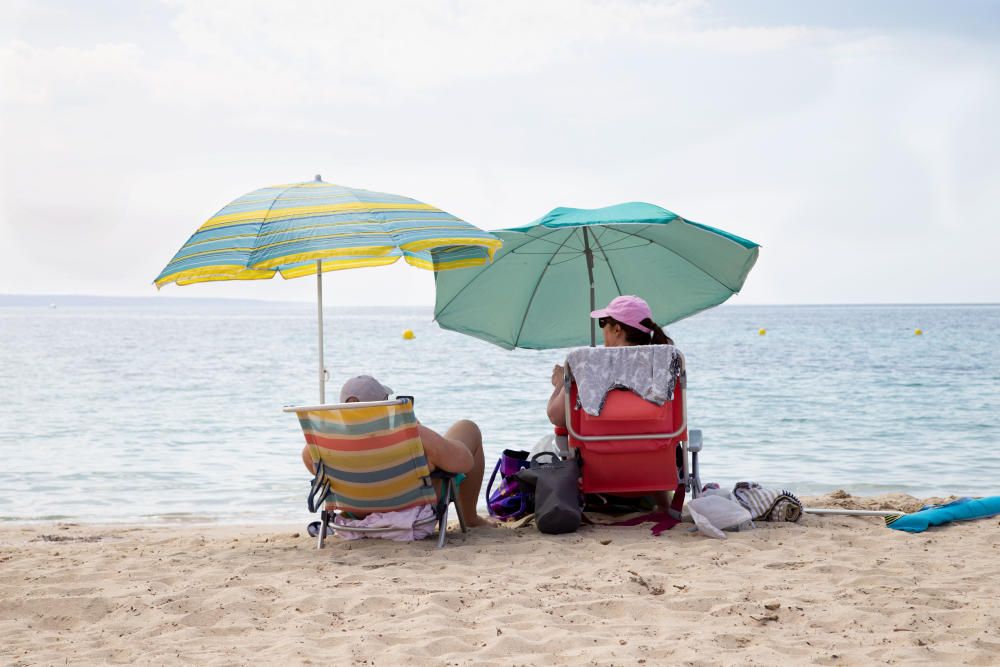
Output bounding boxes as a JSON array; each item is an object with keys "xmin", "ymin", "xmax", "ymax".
[
  {"xmin": 571, "ymin": 383, "xmax": 686, "ymax": 443},
  {"xmin": 289, "ymin": 398, "xmax": 437, "ymax": 514},
  {"xmin": 564, "ymin": 347, "xmax": 687, "ymax": 495}
]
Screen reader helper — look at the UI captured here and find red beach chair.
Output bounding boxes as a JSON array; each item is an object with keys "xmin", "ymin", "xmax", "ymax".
[{"xmin": 559, "ymin": 348, "xmax": 702, "ymax": 522}]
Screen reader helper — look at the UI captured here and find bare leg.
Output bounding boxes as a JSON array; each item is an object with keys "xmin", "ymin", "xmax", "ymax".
[
  {"xmin": 443, "ymin": 419, "xmax": 493, "ymax": 527},
  {"xmin": 301, "ymin": 445, "xmax": 316, "ymax": 474}
]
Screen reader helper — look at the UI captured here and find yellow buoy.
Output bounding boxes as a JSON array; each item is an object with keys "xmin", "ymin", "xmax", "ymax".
[
  {"xmin": 758, "ymin": 328, "xmax": 766, "ymax": 336},
  {"xmin": 402, "ymin": 329, "xmax": 415, "ymax": 340},
  {"xmin": 914, "ymin": 328, "xmax": 922, "ymax": 336}
]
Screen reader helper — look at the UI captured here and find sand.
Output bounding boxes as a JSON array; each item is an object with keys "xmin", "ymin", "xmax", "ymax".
[{"xmin": 1, "ymin": 492, "xmax": 998, "ymax": 666}]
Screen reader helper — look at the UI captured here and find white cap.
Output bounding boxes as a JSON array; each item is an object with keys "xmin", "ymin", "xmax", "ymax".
[{"xmin": 339, "ymin": 375, "xmax": 393, "ymax": 402}]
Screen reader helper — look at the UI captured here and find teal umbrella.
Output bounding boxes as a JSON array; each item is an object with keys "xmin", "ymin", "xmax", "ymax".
[{"xmin": 433, "ymin": 202, "xmax": 759, "ymax": 350}]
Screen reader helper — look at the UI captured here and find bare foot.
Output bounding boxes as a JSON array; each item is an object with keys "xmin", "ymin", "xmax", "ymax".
[{"xmin": 463, "ymin": 514, "xmax": 498, "ymax": 528}]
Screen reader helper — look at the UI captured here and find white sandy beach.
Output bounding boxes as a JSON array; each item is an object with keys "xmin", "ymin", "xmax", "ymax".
[{"xmin": 1, "ymin": 492, "xmax": 998, "ymax": 666}]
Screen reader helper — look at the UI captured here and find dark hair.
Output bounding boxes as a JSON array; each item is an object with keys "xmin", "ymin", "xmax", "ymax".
[{"xmin": 604, "ymin": 317, "xmax": 674, "ymax": 346}]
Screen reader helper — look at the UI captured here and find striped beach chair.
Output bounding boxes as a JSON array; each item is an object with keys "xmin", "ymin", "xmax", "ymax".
[{"xmin": 284, "ymin": 397, "xmax": 467, "ymax": 548}]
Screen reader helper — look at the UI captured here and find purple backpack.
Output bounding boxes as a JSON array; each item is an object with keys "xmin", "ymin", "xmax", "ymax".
[{"xmin": 486, "ymin": 449, "xmax": 533, "ymax": 520}]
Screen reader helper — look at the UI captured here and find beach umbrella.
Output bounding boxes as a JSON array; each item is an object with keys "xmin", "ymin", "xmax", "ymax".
[
  {"xmin": 433, "ymin": 202, "xmax": 759, "ymax": 350},
  {"xmin": 155, "ymin": 176, "xmax": 501, "ymax": 400}
]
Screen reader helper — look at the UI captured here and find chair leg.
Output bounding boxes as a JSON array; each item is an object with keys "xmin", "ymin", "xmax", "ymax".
[
  {"xmin": 437, "ymin": 502, "xmax": 449, "ymax": 549},
  {"xmin": 687, "ymin": 430, "xmax": 704, "ymax": 498},
  {"xmin": 451, "ymin": 479, "xmax": 468, "ymax": 533},
  {"xmin": 690, "ymin": 451, "xmax": 702, "ymax": 498},
  {"xmin": 317, "ymin": 510, "xmax": 329, "ymax": 549}
]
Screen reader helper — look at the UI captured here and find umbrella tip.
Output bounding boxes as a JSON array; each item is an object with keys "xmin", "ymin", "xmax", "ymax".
[{"xmin": 314, "ymin": 174, "xmax": 322, "ymax": 182}]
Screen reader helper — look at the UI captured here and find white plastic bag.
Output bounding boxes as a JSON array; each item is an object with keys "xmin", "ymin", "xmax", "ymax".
[
  {"xmin": 687, "ymin": 495, "xmax": 753, "ymax": 539},
  {"xmin": 529, "ymin": 433, "xmax": 565, "ymax": 458},
  {"xmin": 681, "ymin": 487, "xmax": 733, "ymax": 522}
]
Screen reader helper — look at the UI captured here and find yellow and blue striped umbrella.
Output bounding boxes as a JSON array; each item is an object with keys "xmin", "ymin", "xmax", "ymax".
[
  {"xmin": 154, "ymin": 177, "xmax": 501, "ymax": 287},
  {"xmin": 154, "ymin": 177, "xmax": 502, "ymax": 401}
]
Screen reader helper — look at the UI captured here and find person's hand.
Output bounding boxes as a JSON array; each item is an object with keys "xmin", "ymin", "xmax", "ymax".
[{"xmin": 551, "ymin": 364, "xmax": 565, "ymax": 387}]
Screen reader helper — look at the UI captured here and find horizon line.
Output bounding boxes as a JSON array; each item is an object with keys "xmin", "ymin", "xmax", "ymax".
[{"xmin": 1, "ymin": 293, "xmax": 998, "ymax": 308}]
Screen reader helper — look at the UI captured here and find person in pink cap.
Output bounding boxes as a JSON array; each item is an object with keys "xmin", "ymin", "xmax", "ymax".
[{"xmin": 546, "ymin": 295, "xmax": 672, "ymax": 428}]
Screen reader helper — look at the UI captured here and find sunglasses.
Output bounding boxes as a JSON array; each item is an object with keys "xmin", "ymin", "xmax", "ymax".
[{"xmin": 598, "ymin": 317, "xmax": 613, "ymax": 329}]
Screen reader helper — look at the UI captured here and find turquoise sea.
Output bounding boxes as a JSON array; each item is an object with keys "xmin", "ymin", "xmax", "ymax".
[{"xmin": 1, "ymin": 302, "xmax": 997, "ymax": 524}]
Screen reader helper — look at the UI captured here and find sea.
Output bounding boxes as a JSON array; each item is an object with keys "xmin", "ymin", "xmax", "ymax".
[{"xmin": 1, "ymin": 301, "xmax": 997, "ymax": 524}]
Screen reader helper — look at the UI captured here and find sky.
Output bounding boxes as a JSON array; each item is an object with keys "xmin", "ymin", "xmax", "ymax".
[{"xmin": 1, "ymin": 0, "xmax": 998, "ymax": 306}]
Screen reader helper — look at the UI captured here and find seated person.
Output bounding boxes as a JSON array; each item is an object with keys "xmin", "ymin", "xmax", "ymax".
[
  {"xmin": 546, "ymin": 295, "xmax": 674, "ymax": 511},
  {"xmin": 300, "ymin": 375, "xmax": 492, "ymax": 527},
  {"xmin": 547, "ymin": 295, "xmax": 673, "ymax": 428}
]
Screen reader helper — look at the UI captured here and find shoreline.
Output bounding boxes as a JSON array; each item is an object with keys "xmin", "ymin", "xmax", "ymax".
[
  {"xmin": 2, "ymin": 493, "xmax": 998, "ymax": 665},
  {"xmin": 0, "ymin": 490, "xmax": 971, "ymax": 527}
]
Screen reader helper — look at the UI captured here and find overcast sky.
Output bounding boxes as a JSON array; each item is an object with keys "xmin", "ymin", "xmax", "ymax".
[{"xmin": 2, "ymin": 0, "xmax": 998, "ymax": 306}]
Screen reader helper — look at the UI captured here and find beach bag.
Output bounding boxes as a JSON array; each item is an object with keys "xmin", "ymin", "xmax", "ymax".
[
  {"xmin": 486, "ymin": 449, "xmax": 533, "ymax": 520},
  {"xmin": 516, "ymin": 452, "xmax": 582, "ymax": 534}
]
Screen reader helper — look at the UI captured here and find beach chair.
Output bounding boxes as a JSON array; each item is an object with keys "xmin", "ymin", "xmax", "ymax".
[
  {"xmin": 559, "ymin": 346, "xmax": 702, "ymax": 522},
  {"xmin": 284, "ymin": 397, "xmax": 467, "ymax": 548}
]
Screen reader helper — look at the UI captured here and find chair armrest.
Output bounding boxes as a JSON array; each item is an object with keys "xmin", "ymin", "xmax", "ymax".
[{"xmin": 688, "ymin": 429, "xmax": 703, "ymax": 453}]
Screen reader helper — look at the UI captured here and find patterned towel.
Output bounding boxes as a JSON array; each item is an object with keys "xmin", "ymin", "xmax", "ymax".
[
  {"xmin": 732, "ymin": 482, "xmax": 803, "ymax": 522},
  {"xmin": 565, "ymin": 345, "xmax": 683, "ymax": 416},
  {"xmin": 333, "ymin": 505, "xmax": 437, "ymax": 541}
]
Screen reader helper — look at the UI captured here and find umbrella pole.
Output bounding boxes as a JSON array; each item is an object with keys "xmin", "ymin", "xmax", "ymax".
[
  {"xmin": 803, "ymin": 508, "xmax": 903, "ymax": 517},
  {"xmin": 582, "ymin": 228, "xmax": 596, "ymax": 346},
  {"xmin": 316, "ymin": 260, "xmax": 326, "ymax": 403}
]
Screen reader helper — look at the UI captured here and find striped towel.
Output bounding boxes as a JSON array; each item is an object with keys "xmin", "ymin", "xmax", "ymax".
[{"xmin": 732, "ymin": 482, "xmax": 803, "ymax": 522}]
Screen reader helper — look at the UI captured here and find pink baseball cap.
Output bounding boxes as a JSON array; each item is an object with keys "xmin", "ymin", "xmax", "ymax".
[{"xmin": 590, "ymin": 295, "xmax": 653, "ymax": 333}]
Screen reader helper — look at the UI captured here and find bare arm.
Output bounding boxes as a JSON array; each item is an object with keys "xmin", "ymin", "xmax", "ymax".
[
  {"xmin": 547, "ymin": 385, "xmax": 567, "ymax": 428},
  {"xmin": 418, "ymin": 423, "xmax": 474, "ymax": 474},
  {"xmin": 546, "ymin": 363, "xmax": 567, "ymax": 428}
]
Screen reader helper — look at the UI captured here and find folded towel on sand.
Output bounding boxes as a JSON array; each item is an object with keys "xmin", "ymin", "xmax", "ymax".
[
  {"xmin": 565, "ymin": 345, "xmax": 682, "ymax": 416},
  {"xmin": 733, "ymin": 482, "xmax": 803, "ymax": 522}
]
